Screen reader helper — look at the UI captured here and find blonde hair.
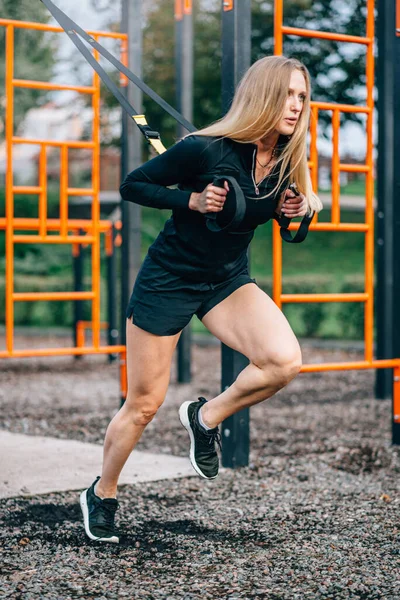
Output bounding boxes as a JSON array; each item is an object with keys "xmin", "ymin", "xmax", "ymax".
[{"xmin": 185, "ymin": 55, "xmax": 322, "ymax": 215}]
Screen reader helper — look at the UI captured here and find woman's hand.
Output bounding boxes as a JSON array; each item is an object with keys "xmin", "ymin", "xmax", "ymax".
[
  {"xmin": 189, "ymin": 180, "xmax": 229, "ymax": 214},
  {"xmin": 276, "ymin": 188, "xmax": 308, "ymax": 218}
]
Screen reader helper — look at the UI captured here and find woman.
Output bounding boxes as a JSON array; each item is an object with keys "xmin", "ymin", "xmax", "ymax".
[{"xmin": 80, "ymin": 55, "xmax": 323, "ymax": 543}]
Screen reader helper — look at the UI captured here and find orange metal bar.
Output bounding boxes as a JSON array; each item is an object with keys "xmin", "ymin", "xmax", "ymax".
[
  {"xmin": 13, "ymin": 79, "xmax": 95, "ymax": 94},
  {"xmin": 0, "ymin": 346, "xmax": 126, "ymax": 359},
  {"xmin": 119, "ymin": 37, "xmax": 128, "ymax": 87},
  {"xmin": 13, "ymin": 292, "xmax": 95, "ymax": 302},
  {"xmin": 0, "ymin": 18, "xmax": 127, "ymax": 40},
  {"xmin": 364, "ymin": 0, "xmax": 375, "ymax": 364},
  {"xmin": 13, "ymin": 137, "xmax": 95, "ymax": 149},
  {"xmin": 13, "ymin": 186, "xmax": 42, "ymax": 194},
  {"xmin": 38, "ymin": 145, "xmax": 47, "ymax": 236},
  {"xmin": 281, "ymin": 222, "xmax": 369, "ymax": 233},
  {"xmin": 91, "ymin": 37, "xmax": 101, "ymax": 349},
  {"xmin": 183, "ymin": 0, "xmax": 192, "ymax": 15},
  {"xmin": 274, "ymin": 0, "xmax": 283, "ymax": 55},
  {"xmin": 76, "ymin": 321, "xmax": 85, "ymax": 349},
  {"xmin": 13, "ymin": 235, "xmax": 95, "ymax": 244},
  {"xmin": 5, "ymin": 24, "xmax": 14, "ymax": 354},
  {"xmin": 120, "ymin": 350, "xmax": 127, "ymax": 400},
  {"xmin": 301, "ymin": 359, "xmax": 400, "ymax": 373},
  {"xmin": 0, "ymin": 218, "xmax": 112, "ymax": 231},
  {"xmin": 397, "ymin": 0, "xmax": 400, "ymax": 36},
  {"xmin": 175, "ymin": 0, "xmax": 183, "ymax": 20},
  {"xmin": 67, "ymin": 188, "xmax": 95, "ymax": 196},
  {"xmin": 331, "ymin": 110, "xmax": 340, "ymax": 224},
  {"xmin": 281, "ymin": 293, "xmax": 368, "ymax": 304},
  {"xmin": 60, "ymin": 145, "xmax": 68, "ymax": 238},
  {"xmin": 281, "ymin": 26, "xmax": 372, "ymax": 45},
  {"xmin": 339, "ymin": 164, "xmax": 370, "ymax": 173},
  {"xmin": 223, "ymin": 0, "xmax": 234, "ymax": 11},
  {"xmin": 311, "ymin": 101, "xmax": 370, "ymax": 114},
  {"xmin": 76, "ymin": 320, "xmax": 108, "ymax": 349}
]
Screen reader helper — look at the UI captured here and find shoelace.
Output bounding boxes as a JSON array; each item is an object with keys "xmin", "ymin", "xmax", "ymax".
[{"xmin": 194, "ymin": 417, "xmax": 222, "ymax": 452}]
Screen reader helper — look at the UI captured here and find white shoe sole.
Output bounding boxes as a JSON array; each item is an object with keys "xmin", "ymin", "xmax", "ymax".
[
  {"xmin": 179, "ymin": 401, "xmax": 218, "ymax": 480},
  {"xmin": 79, "ymin": 489, "xmax": 119, "ymax": 544}
]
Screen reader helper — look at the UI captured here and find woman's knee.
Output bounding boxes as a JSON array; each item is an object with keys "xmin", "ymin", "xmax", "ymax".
[
  {"xmin": 255, "ymin": 345, "xmax": 302, "ymax": 388},
  {"xmin": 123, "ymin": 394, "xmax": 164, "ymax": 426}
]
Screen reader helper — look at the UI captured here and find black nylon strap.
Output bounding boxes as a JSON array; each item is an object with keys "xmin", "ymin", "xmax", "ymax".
[
  {"xmin": 278, "ymin": 212, "xmax": 314, "ymax": 243},
  {"xmin": 40, "ymin": 0, "xmax": 196, "ymax": 134},
  {"xmin": 206, "ymin": 176, "xmax": 247, "ymax": 233}
]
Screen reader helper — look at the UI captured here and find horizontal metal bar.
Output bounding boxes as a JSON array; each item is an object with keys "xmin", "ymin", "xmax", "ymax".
[
  {"xmin": 0, "ymin": 345, "xmax": 126, "ymax": 359},
  {"xmin": 67, "ymin": 188, "xmax": 95, "ymax": 196},
  {"xmin": 301, "ymin": 359, "xmax": 400, "ymax": 373},
  {"xmin": 310, "ymin": 101, "xmax": 370, "ymax": 114},
  {"xmin": 282, "ymin": 26, "xmax": 372, "ymax": 45},
  {"xmin": 77, "ymin": 321, "xmax": 108, "ymax": 329},
  {"xmin": 13, "ymin": 235, "xmax": 95, "ymax": 244},
  {"xmin": 12, "ymin": 186, "xmax": 43, "ymax": 194},
  {"xmin": 281, "ymin": 293, "xmax": 368, "ymax": 304},
  {"xmin": 13, "ymin": 291, "xmax": 95, "ymax": 302},
  {"xmin": 339, "ymin": 164, "xmax": 370, "ymax": 173},
  {"xmin": 290, "ymin": 222, "xmax": 369, "ymax": 232},
  {"xmin": 0, "ymin": 18, "xmax": 127, "ymax": 40},
  {"xmin": 12, "ymin": 137, "xmax": 95, "ymax": 149},
  {"xmin": 13, "ymin": 79, "xmax": 95, "ymax": 94},
  {"xmin": 0, "ymin": 218, "xmax": 112, "ymax": 231}
]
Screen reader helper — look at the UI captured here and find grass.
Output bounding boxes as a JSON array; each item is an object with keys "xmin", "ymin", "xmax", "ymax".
[{"xmin": 0, "ymin": 190, "xmax": 370, "ymax": 338}]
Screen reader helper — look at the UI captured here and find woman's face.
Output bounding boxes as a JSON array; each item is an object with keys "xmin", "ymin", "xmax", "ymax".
[{"xmin": 276, "ymin": 69, "xmax": 307, "ymax": 135}]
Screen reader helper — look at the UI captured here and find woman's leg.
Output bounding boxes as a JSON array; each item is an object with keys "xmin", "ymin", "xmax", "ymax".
[
  {"xmin": 200, "ymin": 283, "xmax": 302, "ymax": 428},
  {"xmin": 96, "ymin": 320, "xmax": 181, "ymax": 498}
]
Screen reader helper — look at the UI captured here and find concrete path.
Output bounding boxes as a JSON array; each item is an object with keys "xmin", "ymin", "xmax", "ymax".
[{"xmin": 0, "ymin": 431, "xmax": 196, "ymax": 499}]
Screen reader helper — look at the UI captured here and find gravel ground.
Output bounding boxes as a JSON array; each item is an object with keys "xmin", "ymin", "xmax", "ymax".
[{"xmin": 1, "ymin": 335, "xmax": 400, "ymax": 599}]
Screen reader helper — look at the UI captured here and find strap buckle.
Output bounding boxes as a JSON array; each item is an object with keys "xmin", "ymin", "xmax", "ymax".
[{"xmin": 141, "ymin": 126, "xmax": 161, "ymax": 142}]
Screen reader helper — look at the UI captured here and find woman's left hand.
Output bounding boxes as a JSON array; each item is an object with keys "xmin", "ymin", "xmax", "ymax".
[{"xmin": 276, "ymin": 189, "xmax": 308, "ymax": 218}]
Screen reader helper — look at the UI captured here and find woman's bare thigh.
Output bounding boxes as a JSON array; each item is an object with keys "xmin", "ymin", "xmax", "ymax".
[
  {"xmin": 125, "ymin": 319, "xmax": 181, "ymax": 406},
  {"xmin": 201, "ymin": 283, "xmax": 302, "ymax": 368}
]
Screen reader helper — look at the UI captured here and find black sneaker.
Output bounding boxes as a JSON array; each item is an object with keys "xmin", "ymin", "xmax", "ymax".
[
  {"xmin": 179, "ymin": 397, "xmax": 221, "ymax": 480},
  {"xmin": 80, "ymin": 476, "xmax": 119, "ymax": 543}
]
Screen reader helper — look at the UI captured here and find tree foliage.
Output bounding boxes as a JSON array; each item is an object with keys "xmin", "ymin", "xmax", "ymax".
[{"xmin": 0, "ymin": 0, "xmax": 56, "ymax": 133}]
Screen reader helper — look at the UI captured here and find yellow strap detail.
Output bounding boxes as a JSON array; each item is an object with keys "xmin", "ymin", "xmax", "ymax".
[
  {"xmin": 149, "ymin": 138, "xmax": 167, "ymax": 154},
  {"xmin": 132, "ymin": 114, "xmax": 147, "ymax": 126}
]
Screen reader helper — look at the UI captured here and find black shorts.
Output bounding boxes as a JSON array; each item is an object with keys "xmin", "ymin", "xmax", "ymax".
[{"xmin": 126, "ymin": 255, "xmax": 257, "ymax": 336}]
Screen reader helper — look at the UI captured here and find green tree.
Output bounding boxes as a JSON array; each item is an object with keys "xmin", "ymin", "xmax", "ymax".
[{"xmin": 0, "ymin": 0, "xmax": 56, "ymax": 133}]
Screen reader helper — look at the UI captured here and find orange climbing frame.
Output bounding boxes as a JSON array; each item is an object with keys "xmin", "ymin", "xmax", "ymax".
[
  {"xmin": 0, "ymin": 18, "xmax": 126, "ymax": 386},
  {"xmin": 273, "ymin": 0, "xmax": 400, "ymax": 420}
]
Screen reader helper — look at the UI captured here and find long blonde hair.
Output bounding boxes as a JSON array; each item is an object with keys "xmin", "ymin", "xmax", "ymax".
[{"xmin": 185, "ymin": 55, "xmax": 322, "ymax": 215}]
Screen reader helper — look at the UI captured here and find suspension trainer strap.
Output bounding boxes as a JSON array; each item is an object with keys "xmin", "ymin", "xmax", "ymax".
[
  {"xmin": 40, "ymin": 0, "xmax": 311, "ymax": 241},
  {"xmin": 40, "ymin": 0, "xmax": 196, "ymax": 155}
]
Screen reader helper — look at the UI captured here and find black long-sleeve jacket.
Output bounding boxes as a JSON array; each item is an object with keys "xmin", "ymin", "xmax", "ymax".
[{"xmin": 120, "ymin": 134, "xmax": 291, "ymax": 283}]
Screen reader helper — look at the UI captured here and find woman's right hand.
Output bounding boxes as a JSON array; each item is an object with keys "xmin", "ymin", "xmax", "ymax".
[{"xmin": 189, "ymin": 180, "xmax": 229, "ymax": 213}]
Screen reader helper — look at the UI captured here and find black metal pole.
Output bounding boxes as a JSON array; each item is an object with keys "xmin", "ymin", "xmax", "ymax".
[
  {"xmin": 175, "ymin": 0, "xmax": 193, "ymax": 384},
  {"xmin": 120, "ymin": 0, "xmax": 143, "ymax": 405},
  {"xmin": 73, "ymin": 233, "xmax": 84, "ymax": 360},
  {"xmin": 107, "ymin": 223, "xmax": 118, "ymax": 362},
  {"xmin": 375, "ymin": 0, "xmax": 400, "ymax": 444},
  {"xmin": 220, "ymin": 0, "xmax": 251, "ymax": 468},
  {"xmin": 375, "ymin": 0, "xmax": 395, "ymax": 401}
]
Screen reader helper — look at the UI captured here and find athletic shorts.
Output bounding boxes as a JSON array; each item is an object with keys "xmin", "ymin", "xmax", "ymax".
[{"xmin": 126, "ymin": 254, "xmax": 257, "ymax": 336}]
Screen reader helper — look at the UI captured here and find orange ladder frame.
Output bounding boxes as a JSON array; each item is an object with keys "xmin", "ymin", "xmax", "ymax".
[
  {"xmin": 273, "ymin": 0, "xmax": 400, "ymax": 422},
  {"xmin": 0, "ymin": 18, "xmax": 127, "ymax": 398}
]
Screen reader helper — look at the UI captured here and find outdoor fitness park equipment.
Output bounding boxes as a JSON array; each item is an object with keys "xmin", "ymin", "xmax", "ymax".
[{"xmin": 1, "ymin": 0, "xmax": 399, "ymax": 469}]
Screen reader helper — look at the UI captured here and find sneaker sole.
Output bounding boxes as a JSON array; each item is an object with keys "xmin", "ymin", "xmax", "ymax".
[
  {"xmin": 179, "ymin": 401, "xmax": 218, "ymax": 480},
  {"xmin": 79, "ymin": 489, "xmax": 119, "ymax": 544}
]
